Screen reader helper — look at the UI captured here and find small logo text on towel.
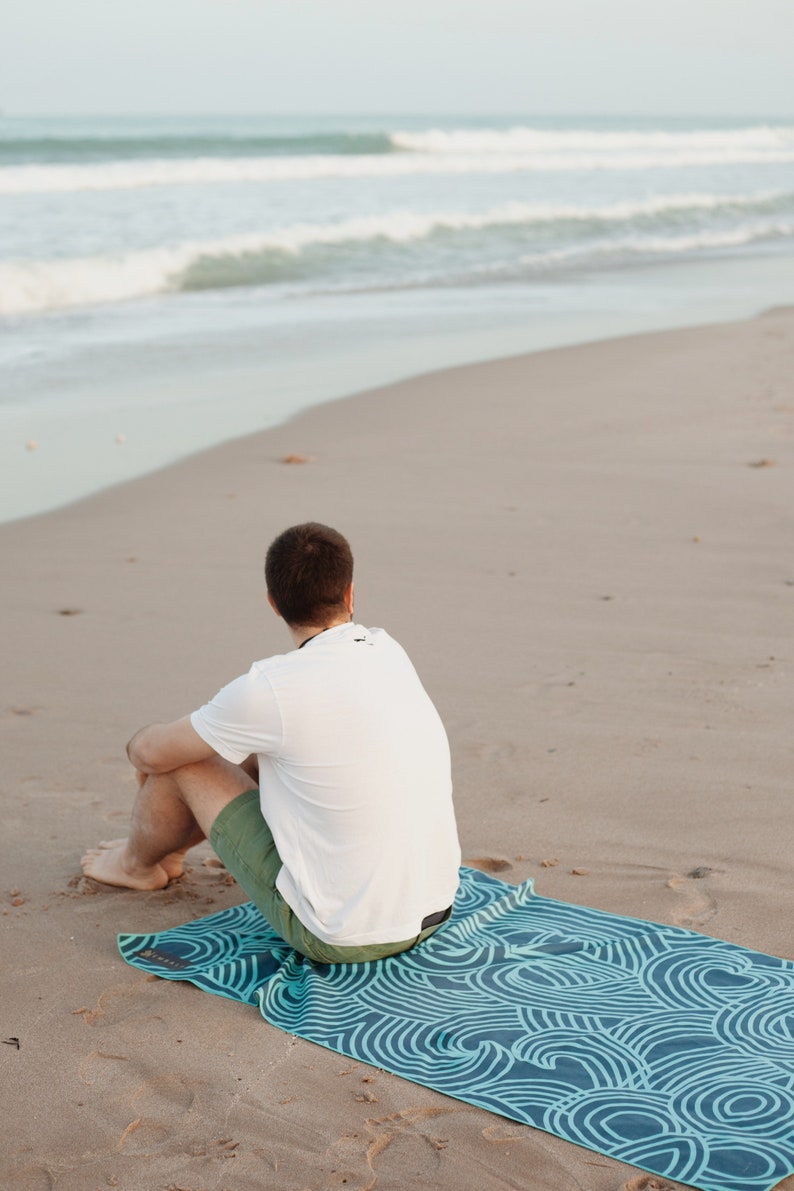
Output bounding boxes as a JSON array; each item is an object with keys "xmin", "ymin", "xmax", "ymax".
[{"xmin": 135, "ymin": 947, "xmax": 191, "ymax": 970}]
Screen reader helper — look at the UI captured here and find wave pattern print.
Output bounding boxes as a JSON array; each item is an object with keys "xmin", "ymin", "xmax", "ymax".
[
  {"xmin": 118, "ymin": 900, "xmax": 292, "ymax": 1004},
  {"xmin": 118, "ymin": 867, "xmax": 794, "ymax": 1191}
]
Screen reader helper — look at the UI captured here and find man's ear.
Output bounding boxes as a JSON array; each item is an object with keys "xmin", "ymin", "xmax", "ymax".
[
  {"xmin": 344, "ymin": 581, "xmax": 355, "ymax": 616},
  {"xmin": 267, "ymin": 591, "xmax": 282, "ymax": 618}
]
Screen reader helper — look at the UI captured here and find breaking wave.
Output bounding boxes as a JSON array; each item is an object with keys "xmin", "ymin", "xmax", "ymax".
[
  {"xmin": 3, "ymin": 123, "xmax": 794, "ymax": 194},
  {"xmin": 2, "ymin": 191, "xmax": 791, "ymax": 316},
  {"xmin": 391, "ymin": 125, "xmax": 794, "ymax": 155}
]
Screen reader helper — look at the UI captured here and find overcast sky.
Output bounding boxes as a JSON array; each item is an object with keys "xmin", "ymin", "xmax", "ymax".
[{"xmin": 3, "ymin": 0, "xmax": 793, "ymax": 118}]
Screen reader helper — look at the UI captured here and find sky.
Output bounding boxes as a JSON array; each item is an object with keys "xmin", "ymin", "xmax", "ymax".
[{"xmin": 2, "ymin": 0, "xmax": 793, "ymax": 118}]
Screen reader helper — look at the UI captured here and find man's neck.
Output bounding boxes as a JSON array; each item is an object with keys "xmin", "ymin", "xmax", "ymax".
[{"xmin": 289, "ymin": 616, "xmax": 352, "ymax": 650}]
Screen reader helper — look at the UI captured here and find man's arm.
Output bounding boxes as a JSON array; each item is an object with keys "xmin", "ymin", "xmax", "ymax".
[{"xmin": 127, "ymin": 716, "xmax": 216, "ymax": 775}]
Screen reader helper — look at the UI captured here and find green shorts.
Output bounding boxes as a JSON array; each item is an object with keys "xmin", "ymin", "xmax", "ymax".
[{"xmin": 209, "ymin": 789, "xmax": 444, "ymax": 965}]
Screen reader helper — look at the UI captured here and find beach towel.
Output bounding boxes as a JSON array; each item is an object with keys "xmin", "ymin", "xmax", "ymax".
[{"xmin": 119, "ymin": 866, "xmax": 794, "ymax": 1191}]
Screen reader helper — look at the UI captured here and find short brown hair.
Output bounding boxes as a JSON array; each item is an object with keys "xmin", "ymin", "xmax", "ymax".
[{"xmin": 265, "ymin": 522, "xmax": 353, "ymax": 627}]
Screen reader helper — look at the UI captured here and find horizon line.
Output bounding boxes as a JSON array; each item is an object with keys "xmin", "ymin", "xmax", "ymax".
[{"xmin": 3, "ymin": 109, "xmax": 794, "ymax": 122}]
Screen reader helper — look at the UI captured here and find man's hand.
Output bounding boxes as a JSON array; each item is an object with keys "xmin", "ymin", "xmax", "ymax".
[{"xmin": 127, "ymin": 716, "xmax": 216, "ymax": 775}]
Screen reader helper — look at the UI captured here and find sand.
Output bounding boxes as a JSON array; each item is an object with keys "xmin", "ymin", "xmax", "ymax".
[{"xmin": 1, "ymin": 309, "xmax": 793, "ymax": 1190}]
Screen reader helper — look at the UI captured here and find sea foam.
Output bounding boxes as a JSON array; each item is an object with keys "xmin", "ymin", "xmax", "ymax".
[
  {"xmin": 1, "ymin": 193, "xmax": 790, "ymax": 316},
  {"xmin": 391, "ymin": 125, "xmax": 794, "ymax": 154},
  {"xmin": 3, "ymin": 127, "xmax": 794, "ymax": 195}
]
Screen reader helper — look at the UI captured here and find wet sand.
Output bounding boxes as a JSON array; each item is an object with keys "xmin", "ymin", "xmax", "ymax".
[{"xmin": 2, "ymin": 309, "xmax": 793, "ymax": 1189}]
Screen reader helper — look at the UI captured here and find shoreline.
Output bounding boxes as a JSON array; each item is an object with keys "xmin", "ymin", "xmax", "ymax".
[
  {"xmin": 3, "ymin": 246, "xmax": 794, "ymax": 525},
  {"xmin": 2, "ymin": 308, "xmax": 793, "ymax": 1189}
]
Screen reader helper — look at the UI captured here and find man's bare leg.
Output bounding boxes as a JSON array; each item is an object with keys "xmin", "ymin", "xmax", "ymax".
[
  {"xmin": 89, "ymin": 765, "xmax": 203, "ymax": 879},
  {"xmin": 81, "ymin": 756, "xmax": 254, "ymax": 890},
  {"xmin": 88, "ymin": 834, "xmax": 203, "ymax": 881}
]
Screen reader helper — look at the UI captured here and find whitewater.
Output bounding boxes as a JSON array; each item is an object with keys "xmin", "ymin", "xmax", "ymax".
[
  {"xmin": 4, "ymin": 191, "xmax": 792, "ymax": 317},
  {"xmin": 1, "ymin": 113, "xmax": 793, "ymax": 521}
]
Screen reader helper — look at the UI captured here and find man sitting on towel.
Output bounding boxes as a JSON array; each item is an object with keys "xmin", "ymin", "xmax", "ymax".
[{"xmin": 82, "ymin": 522, "xmax": 461, "ymax": 963}]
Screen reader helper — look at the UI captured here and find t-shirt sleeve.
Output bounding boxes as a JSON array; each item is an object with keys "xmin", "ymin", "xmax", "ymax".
[{"xmin": 190, "ymin": 667, "xmax": 282, "ymax": 764}]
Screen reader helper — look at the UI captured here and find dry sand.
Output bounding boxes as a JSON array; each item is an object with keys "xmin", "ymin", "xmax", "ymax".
[{"xmin": 1, "ymin": 309, "xmax": 793, "ymax": 1190}]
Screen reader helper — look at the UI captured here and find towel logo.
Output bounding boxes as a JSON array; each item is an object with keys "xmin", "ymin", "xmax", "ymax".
[{"xmin": 135, "ymin": 947, "xmax": 191, "ymax": 970}]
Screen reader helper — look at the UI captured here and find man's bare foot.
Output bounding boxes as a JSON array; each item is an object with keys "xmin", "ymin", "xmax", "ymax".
[
  {"xmin": 81, "ymin": 841, "xmax": 170, "ymax": 891},
  {"xmin": 92, "ymin": 838, "xmax": 188, "ymax": 880}
]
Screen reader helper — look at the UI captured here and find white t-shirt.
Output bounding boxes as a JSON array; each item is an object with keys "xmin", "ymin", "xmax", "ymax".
[{"xmin": 190, "ymin": 623, "xmax": 460, "ymax": 946}]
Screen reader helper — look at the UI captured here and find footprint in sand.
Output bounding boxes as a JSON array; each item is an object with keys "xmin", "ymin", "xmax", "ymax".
[
  {"xmin": 481, "ymin": 1123, "xmax": 525, "ymax": 1143},
  {"xmin": 356, "ymin": 1107, "xmax": 454, "ymax": 1183},
  {"xmin": 78, "ymin": 1049, "xmax": 129, "ymax": 1086},
  {"xmin": 1, "ymin": 1160, "xmax": 55, "ymax": 1190},
  {"xmin": 116, "ymin": 1116, "xmax": 172, "ymax": 1154},
  {"xmin": 130, "ymin": 1072, "xmax": 197, "ymax": 1114},
  {"xmin": 465, "ymin": 857, "xmax": 514, "ymax": 874},
  {"xmin": 622, "ymin": 1176, "xmax": 679, "ymax": 1191},
  {"xmin": 462, "ymin": 740, "xmax": 516, "ymax": 764},
  {"xmin": 667, "ymin": 868, "xmax": 718, "ymax": 928},
  {"xmin": 76, "ymin": 980, "xmax": 168, "ymax": 1029}
]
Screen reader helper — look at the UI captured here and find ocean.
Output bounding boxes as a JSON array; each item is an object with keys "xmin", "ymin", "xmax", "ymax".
[{"xmin": 2, "ymin": 113, "xmax": 793, "ymax": 521}]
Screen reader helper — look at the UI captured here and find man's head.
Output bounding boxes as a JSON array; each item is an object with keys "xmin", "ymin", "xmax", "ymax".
[{"xmin": 265, "ymin": 522, "xmax": 354, "ymax": 628}]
